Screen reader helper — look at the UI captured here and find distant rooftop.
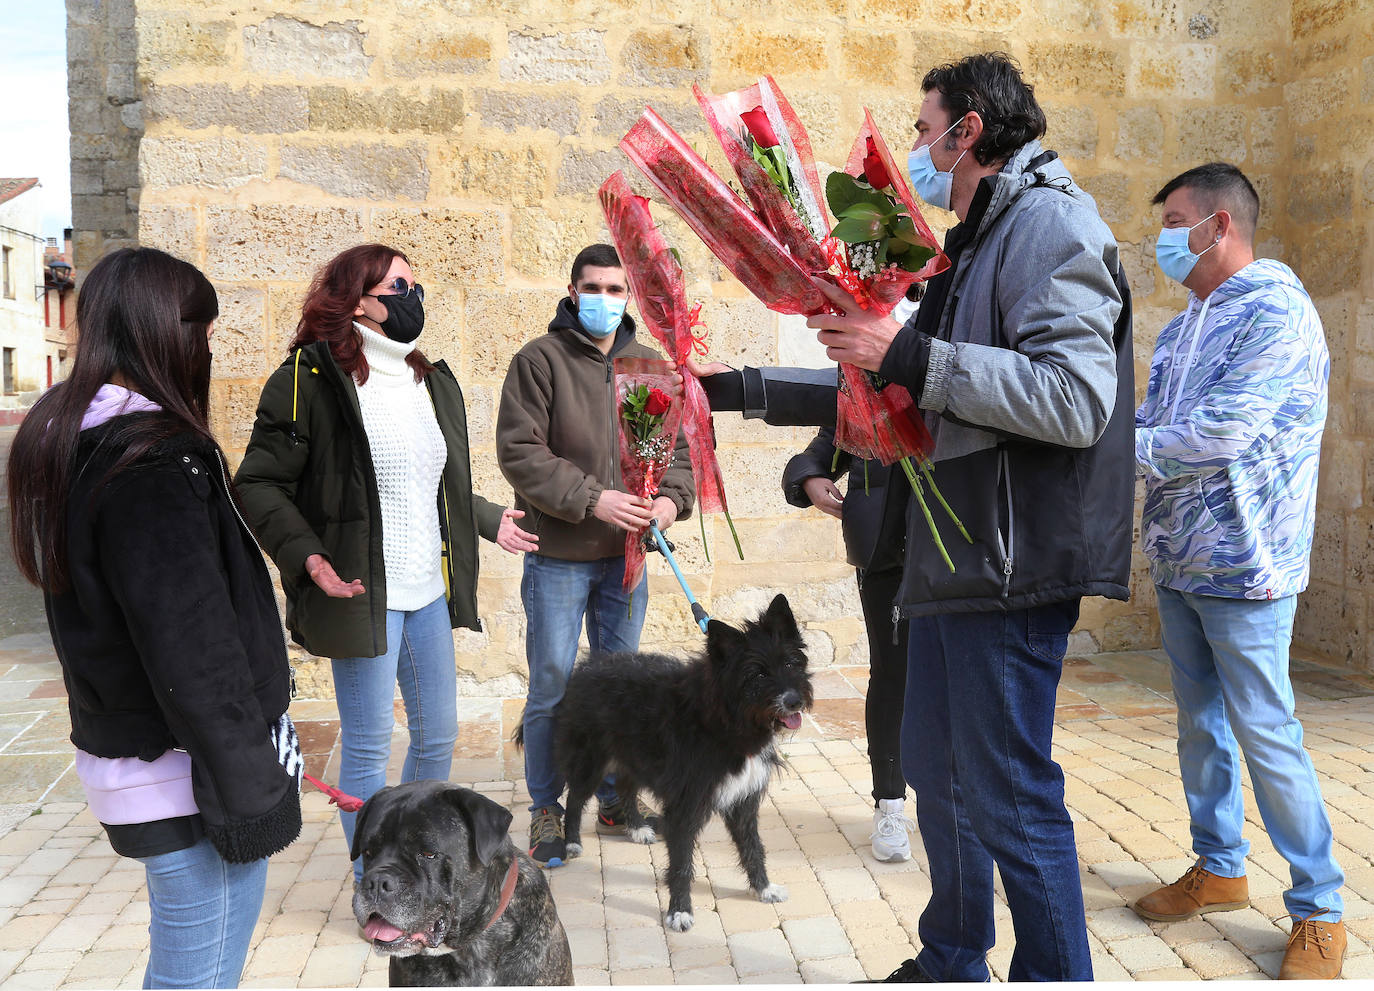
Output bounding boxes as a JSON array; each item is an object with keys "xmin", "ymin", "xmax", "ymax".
[{"xmin": 0, "ymin": 178, "xmax": 39, "ymax": 206}]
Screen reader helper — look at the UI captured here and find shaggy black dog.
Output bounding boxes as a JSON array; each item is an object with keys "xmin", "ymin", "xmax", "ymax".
[{"xmin": 552, "ymin": 593, "xmax": 812, "ymax": 931}]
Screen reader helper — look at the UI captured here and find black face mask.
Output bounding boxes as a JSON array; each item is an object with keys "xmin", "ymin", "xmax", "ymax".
[{"xmin": 377, "ymin": 292, "xmax": 424, "ymax": 344}]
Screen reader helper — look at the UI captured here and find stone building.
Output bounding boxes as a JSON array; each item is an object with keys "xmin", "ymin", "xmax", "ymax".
[
  {"xmin": 0, "ymin": 178, "xmax": 57, "ymax": 412},
  {"xmin": 66, "ymin": 0, "xmax": 1374, "ymax": 693}
]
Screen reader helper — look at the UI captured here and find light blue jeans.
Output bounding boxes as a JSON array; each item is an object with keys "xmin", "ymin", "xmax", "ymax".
[
  {"xmin": 137, "ymin": 836, "xmax": 269, "ymax": 988},
  {"xmin": 1156, "ymin": 585, "xmax": 1343, "ymax": 920},
  {"xmin": 332, "ymin": 594, "xmax": 457, "ymax": 879},
  {"xmin": 520, "ymin": 553, "xmax": 646, "ymax": 813}
]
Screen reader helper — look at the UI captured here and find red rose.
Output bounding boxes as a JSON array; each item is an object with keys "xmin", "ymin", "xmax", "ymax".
[
  {"xmin": 740, "ymin": 106, "xmax": 780, "ymax": 148},
  {"xmin": 645, "ymin": 388, "xmax": 672, "ymax": 416},
  {"xmin": 862, "ymin": 136, "xmax": 891, "ymax": 189}
]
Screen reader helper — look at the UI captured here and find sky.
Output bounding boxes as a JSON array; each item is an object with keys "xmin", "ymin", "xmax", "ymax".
[{"xmin": 0, "ymin": 0, "xmax": 71, "ymax": 240}]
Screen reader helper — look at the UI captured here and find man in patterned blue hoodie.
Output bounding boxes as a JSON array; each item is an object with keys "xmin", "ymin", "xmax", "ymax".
[{"xmin": 1131, "ymin": 163, "xmax": 1344, "ymax": 980}]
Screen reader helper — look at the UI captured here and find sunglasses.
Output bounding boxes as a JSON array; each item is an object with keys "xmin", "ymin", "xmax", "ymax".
[{"xmin": 365, "ymin": 277, "xmax": 424, "ymax": 302}]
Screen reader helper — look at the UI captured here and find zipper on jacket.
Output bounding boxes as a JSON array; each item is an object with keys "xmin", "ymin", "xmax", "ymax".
[
  {"xmin": 996, "ymin": 448, "xmax": 1014, "ymax": 597},
  {"xmin": 214, "ymin": 451, "xmax": 256, "ymax": 542},
  {"xmin": 215, "ymin": 450, "xmax": 297, "ymax": 699}
]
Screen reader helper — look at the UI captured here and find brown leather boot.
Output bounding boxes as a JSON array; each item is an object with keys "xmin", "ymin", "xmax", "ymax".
[
  {"xmin": 1279, "ymin": 915, "xmax": 1345, "ymax": 979},
  {"xmin": 1132, "ymin": 860, "xmax": 1250, "ymax": 922}
]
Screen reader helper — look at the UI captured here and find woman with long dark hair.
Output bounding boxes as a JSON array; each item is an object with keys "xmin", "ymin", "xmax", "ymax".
[
  {"xmin": 6, "ymin": 247, "xmax": 301, "ymax": 989},
  {"xmin": 234, "ymin": 244, "xmax": 535, "ymax": 881}
]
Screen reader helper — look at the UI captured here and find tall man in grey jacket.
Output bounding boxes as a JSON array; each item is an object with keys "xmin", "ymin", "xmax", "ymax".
[{"xmin": 699, "ymin": 53, "xmax": 1134, "ymax": 981}]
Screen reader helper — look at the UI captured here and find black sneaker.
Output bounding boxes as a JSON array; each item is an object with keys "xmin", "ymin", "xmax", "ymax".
[
  {"xmin": 595, "ymin": 796, "xmax": 662, "ymax": 837},
  {"xmin": 856, "ymin": 958, "xmax": 934, "ymax": 983},
  {"xmin": 528, "ymin": 807, "xmax": 567, "ymax": 868}
]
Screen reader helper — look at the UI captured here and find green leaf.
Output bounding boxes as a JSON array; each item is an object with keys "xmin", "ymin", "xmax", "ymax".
[
  {"xmin": 896, "ymin": 244, "xmax": 937, "ymax": 272},
  {"xmin": 825, "ymin": 171, "xmax": 866, "ymax": 216},
  {"xmin": 837, "ymin": 202, "xmax": 886, "ymax": 221},
  {"xmin": 831, "ymin": 216, "xmax": 884, "ymax": 242}
]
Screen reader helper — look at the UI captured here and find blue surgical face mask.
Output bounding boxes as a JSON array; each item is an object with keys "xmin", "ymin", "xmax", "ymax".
[
  {"xmin": 1155, "ymin": 212, "xmax": 1219, "ymax": 284},
  {"xmin": 574, "ymin": 292, "xmax": 626, "ymax": 339},
  {"xmin": 906, "ymin": 118, "xmax": 969, "ymax": 212}
]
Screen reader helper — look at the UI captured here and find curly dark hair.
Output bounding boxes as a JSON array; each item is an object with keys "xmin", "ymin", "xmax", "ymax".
[{"xmin": 922, "ymin": 52, "xmax": 1047, "ymax": 167}]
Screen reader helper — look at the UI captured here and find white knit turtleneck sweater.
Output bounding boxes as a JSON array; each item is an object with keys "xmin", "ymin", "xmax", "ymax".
[{"xmin": 353, "ymin": 323, "xmax": 447, "ymax": 612}]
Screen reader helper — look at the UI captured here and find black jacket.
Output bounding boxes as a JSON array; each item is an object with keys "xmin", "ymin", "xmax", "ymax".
[
  {"xmin": 46, "ymin": 417, "xmax": 300, "ymax": 863},
  {"xmin": 781, "ymin": 426, "xmax": 906, "ymax": 574},
  {"xmin": 235, "ymin": 344, "xmax": 504, "ymax": 659}
]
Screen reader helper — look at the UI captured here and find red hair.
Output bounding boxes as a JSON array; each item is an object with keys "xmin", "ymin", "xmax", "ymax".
[{"xmin": 292, "ymin": 243, "xmax": 432, "ymax": 383}]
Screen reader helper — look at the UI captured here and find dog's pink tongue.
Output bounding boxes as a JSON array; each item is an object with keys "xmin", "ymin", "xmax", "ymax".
[
  {"xmin": 782, "ymin": 712, "xmax": 802, "ymax": 730},
  {"xmin": 364, "ymin": 917, "xmax": 405, "ymax": 943}
]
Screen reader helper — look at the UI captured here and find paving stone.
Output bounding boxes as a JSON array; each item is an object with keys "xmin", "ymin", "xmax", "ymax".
[
  {"xmin": 1088, "ymin": 904, "xmax": 1154, "ymax": 941},
  {"xmin": 728, "ymin": 927, "xmax": 794, "ymax": 977},
  {"xmin": 780, "ymin": 915, "xmax": 851, "ymax": 960},
  {"xmin": 607, "ymin": 926, "xmax": 669, "ymax": 970},
  {"xmin": 1175, "ymin": 937, "xmax": 1261, "ymax": 978}
]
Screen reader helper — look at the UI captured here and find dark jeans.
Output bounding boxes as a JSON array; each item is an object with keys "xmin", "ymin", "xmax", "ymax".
[
  {"xmin": 857, "ymin": 563, "xmax": 907, "ymax": 802},
  {"xmin": 901, "ymin": 599, "xmax": 1091, "ymax": 982}
]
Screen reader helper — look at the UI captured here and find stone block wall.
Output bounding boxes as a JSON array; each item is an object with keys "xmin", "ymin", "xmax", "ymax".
[
  {"xmin": 65, "ymin": 0, "xmax": 1372, "ymax": 689},
  {"xmin": 1284, "ymin": 0, "xmax": 1374, "ymax": 669},
  {"xmin": 67, "ymin": 0, "xmax": 141, "ymax": 271}
]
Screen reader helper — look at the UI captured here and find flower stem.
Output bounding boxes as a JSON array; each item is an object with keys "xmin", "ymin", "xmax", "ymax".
[
  {"xmin": 916, "ymin": 459, "xmax": 972, "ymax": 544},
  {"xmin": 899, "ymin": 457, "xmax": 954, "ymax": 573},
  {"xmin": 699, "ymin": 507, "xmax": 710, "ymax": 564},
  {"xmin": 723, "ymin": 507, "xmax": 743, "ymax": 560}
]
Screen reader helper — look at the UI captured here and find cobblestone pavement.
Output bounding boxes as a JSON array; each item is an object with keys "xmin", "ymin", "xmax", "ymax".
[{"xmin": 2, "ymin": 632, "xmax": 1374, "ymax": 986}]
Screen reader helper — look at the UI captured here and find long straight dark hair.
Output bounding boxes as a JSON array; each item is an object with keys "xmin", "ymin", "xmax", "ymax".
[{"xmin": 7, "ymin": 247, "xmax": 220, "ymax": 592}]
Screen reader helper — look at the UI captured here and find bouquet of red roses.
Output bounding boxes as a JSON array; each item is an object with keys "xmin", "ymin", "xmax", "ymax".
[
  {"xmin": 624, "ymin": 82, "xmax": 968, "ymax": 570},
  {"xmin": 615, "ymin": 358, "xmax": 685, "ymax": 592},
  {"xmin": 599, "ymin": 170, "xmax": 742, "ymax": 562},
  {"xmin": 826, "ymin": 111, "xmax": 947, "ymax": 310}
]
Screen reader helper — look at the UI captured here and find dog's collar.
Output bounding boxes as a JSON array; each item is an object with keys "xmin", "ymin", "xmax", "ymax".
[{"xmin": 481, "ymin": 860, "xmax": 520, "ymax": 933}]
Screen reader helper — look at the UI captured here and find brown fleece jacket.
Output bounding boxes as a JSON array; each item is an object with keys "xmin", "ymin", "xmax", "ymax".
[{"xmin": 496, "ymin": 299, "xmax": 694, "ymax": 561}]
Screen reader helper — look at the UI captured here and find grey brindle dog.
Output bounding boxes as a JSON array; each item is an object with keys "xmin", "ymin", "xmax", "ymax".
[{"xmin": 351, "ymin": 780, "xmax": 572, "ymax": 986}]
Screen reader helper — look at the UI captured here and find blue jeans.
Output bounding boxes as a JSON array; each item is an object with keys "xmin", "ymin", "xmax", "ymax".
[
  {"xmin": 137, "ymin": 837, "xmax": 269, "ymax": 988},
  {"xmin": 1155, "ymin": 585, "xmax": 1343, "ymax": 920},
  {"xmin": 521, "ymin": 553, "xmax": 647, "ymax": 812},
  {"xmin": 901, "ymin": 599, "xmax": 1092, "ymax": 982},
  {"xmin": 332, "ymin": 594, "xmax": 457, "ymax": 878}
]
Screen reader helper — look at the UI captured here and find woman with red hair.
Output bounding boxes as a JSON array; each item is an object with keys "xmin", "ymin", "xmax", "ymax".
[{"xmin": 236, "ymin": 244, "xmax": 536, "ymax": 881}]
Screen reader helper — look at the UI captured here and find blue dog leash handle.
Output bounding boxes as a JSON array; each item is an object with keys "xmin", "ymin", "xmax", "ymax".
[{"xmin": 649, "ymin": 521, "xmax": 711, "ymax": 633}]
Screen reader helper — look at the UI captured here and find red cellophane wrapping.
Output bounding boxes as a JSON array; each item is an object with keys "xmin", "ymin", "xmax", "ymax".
[
  {"xmin": 830, "ymin": 112, "xmax": 951, "ymax": 463},
  {"xmin": 615, "ymin": 357, "xmax": 685, "ymax": 591},
  {"xmin": 693, "ymin": 78, "xmax": 828, "ymax": 273},
  {"xmin": 625, "ymin": 92, "xmax": 935, "ymax": 467},
  {"xmin": 619, "ymin": 107, "xmax": 828, "ymax": 315},
  {"xmin": 599, "ymin": 171, "xmax": 731, "ymax": 518}
]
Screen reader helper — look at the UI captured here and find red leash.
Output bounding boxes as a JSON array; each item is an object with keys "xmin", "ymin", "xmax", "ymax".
[{"xmin": 303, "ymin": 772, "xmax": 365, "ymax": 813}]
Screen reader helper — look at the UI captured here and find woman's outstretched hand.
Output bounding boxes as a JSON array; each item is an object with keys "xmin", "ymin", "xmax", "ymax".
[
  {"xmin": 304, "ymin": 554, "xmax": 365, "ymax": 598},
  {"xmin": 496, "ymin": 508, "xmax": 539, "ymax": 553}
]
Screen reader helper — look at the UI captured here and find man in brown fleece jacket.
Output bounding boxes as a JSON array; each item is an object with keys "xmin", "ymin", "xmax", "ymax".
[{"xmin": 496, "ymin": 243, "xmax": 694, "ymax": 867}]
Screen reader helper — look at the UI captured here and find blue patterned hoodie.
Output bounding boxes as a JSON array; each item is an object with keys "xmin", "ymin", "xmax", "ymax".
[{"xmin": 1135, "ymin": 259, "xmax": 1328, "ymax": 598}]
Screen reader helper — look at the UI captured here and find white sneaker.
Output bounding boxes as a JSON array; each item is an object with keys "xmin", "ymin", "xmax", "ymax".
[{"xmin": 871, "ymin": 798, "xmax": 915, "ymax": 862}]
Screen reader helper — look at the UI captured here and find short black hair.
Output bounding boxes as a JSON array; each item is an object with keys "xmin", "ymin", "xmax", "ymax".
[
  {"xmin": 1152, "ymin": 162, "xmax": 1260, "ymax": 239},
  {"xmin": 921, "ymin": 52, "xmax": 1047, "ymax": 167},
  {"xmin": 570, "ymin": 243, "xmax": 622, "ymax": 287}
]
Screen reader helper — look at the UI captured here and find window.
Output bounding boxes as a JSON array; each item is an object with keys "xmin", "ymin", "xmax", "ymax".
[
  {"xmin": 2, "ymin": 246, "xmax": 11, "ymax": 299},
  {"xmin": 2, "ymin": 348, "xmax": 14, "ymax": 394}
]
